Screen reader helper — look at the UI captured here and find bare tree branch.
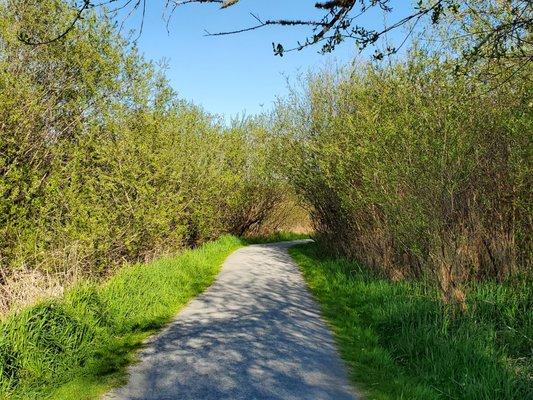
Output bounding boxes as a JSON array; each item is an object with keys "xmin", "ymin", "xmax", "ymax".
[
  {"xmin": 18, "ymin": 0, "xmax": 91, "ymax": 45},
  {"xmin": 16, "ymin": 0, "xmax": 533, "ymax": 71}
]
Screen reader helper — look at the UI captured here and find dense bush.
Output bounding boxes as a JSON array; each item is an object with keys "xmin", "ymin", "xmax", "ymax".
[
  {"xmin": 0, "ymin": 0, "xmax": 289, "ymax": 311},
  {"xmin": 276, "ymin": 53, "xmax": 532, "ymax": 305}
]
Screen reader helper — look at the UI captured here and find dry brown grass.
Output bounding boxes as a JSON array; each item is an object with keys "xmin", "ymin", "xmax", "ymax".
[{"xmin": 0, "ymin": 267, "xmax": 74, "ymax": 315}]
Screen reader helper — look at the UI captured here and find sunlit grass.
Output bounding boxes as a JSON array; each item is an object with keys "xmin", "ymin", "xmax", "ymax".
[
  {"xmin": 0, "ymin": 236, "xmax": 244, "ymax": 399},
  {"xmin": 242, "ymin": 231, "xmax": 312, "ymax": 245},
  {"xmin": 290, "ymin": 243, "xmax": 531, "ymax": 400}
]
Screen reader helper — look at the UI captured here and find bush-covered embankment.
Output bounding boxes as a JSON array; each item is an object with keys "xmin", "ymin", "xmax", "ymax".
[
  {"xmin": 0, "ymin": 1, "xmax": 299, "ymax": 313},
  {"xmin": 276, "ymin": 52, "xmax": 532, "ymax": 307},
  {"xmin": 291, "ymin": 243, "xmax": 532, "ymax": 400},
  {"xmin": 0, "ymin": 236, "xmax": 244, "ymax": 399},
  {"xmin": 274, "ymin": 30, "xmax": 531, "ymax": 398}
]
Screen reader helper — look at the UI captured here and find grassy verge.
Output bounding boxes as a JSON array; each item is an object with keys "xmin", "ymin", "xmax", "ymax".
[
  {"xmin": 290, "ymin": 243, "xmax": 531, "ymax": 400},
  {"xmin": 0, "ymin": 235, "xmax": 244, "ymax": 400},
  {"xmin": 242, "ymin": 231, "xmax": 311, "ymax": 245}
]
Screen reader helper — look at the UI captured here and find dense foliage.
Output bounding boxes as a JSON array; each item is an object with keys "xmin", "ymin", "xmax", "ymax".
[
  {"xmin": 0, "ymin": 0, "xmax": 531, "ymax": 398},
  {"xmin": 0, "ymin": 0, "xmax": 291, "ymax": 312},
  {"xmin": 275, "ymin": 52, "xmax": 532, "ymax": 306}
]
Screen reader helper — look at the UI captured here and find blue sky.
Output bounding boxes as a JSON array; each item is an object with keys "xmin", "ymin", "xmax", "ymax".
[{"xmin": 124, "ymin": 1, "xmax": 410, "ymax": 118}]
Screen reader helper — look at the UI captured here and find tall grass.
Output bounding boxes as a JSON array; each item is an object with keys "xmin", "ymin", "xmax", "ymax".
[
  {"xmin": 0, "ymin": 236, "xmax": 243, "ymax": 399},
  {"xmin": 290, "ymin": 243, "xmax": 532, "ymax": 400}
]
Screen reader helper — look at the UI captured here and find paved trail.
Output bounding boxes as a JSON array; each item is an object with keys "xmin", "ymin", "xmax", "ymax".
[{"xmin": 105, "ymin": 241, "xmax": 358, "ymax": 400}]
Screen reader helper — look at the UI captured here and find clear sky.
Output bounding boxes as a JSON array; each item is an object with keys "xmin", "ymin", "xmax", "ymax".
[{"xmin": 123, "ymin": 1, "xmax": 410, "ymax": 118}]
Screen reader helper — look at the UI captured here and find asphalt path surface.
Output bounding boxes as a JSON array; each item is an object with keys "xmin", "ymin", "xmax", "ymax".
[{"xmin": 105, "ymin": 240, "xmax": 358, "ymax": 400}]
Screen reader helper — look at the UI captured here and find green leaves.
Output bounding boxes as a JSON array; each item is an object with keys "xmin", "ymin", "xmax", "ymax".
[
  {"xmin": 0, "ymin": 1, "xmax": 287, "ymax": 284},
  {"xmin": 275, "ymin": 50, "xmax": 532, "ymax": 290}
]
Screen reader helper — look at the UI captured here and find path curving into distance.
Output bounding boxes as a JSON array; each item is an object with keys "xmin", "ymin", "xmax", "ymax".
[{"xmin": 105, "ymin": 240, "xmax": 358, "ymax": 400}]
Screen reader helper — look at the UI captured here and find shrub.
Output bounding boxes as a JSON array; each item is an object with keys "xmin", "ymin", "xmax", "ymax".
[
  {"xmin": 276, "ymin": 54, "xmax": 532, "ymax": 304},
  {"xmin": 0, "ymin": 1, "xmax": 291, "ymax": 313}
]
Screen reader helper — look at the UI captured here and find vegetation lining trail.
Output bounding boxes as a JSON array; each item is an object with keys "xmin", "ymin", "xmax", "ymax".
[
  {"xmin": 290, "ymin": 243, "xmax": 532, "ymax": 400},
  {"xmin": 0, "ymin": 236, "xmax": 244, "ymax": 399}
]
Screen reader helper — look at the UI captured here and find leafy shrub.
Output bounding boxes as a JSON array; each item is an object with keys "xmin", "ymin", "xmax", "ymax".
[
  {"xmin": 276, "ymin": 54, "xmax": 532, "ymax": 304},
  {"xmin": 0, "ymin": 0, "xmax": 291, "ymax": 312}
]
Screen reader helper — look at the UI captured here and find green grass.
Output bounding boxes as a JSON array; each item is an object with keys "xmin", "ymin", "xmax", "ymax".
[
  {"xmin": 290, "ymin": 243, "xmax": 532, "ymax": 400},
  {"xmin": 242, "ymin": 231, "xmax": 311, "ymax": 245},
  {"xmin": 0, "ymin": 235, "xmax": 244, "ymax": 400}
]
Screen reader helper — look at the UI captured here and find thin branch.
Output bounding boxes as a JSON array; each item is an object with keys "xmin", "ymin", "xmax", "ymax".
[
  {"xmin": 204, "ymin": 16, "xmax": 327, "ymax": 37},
  {"xmin": 18, "ymin": 0, "xmax": 91, "ymax": 45}
]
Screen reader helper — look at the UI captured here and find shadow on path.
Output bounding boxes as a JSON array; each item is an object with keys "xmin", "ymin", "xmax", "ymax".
[{"xmin": 105, "ymin": 240, "xmax": 358, "ymax": 400}]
